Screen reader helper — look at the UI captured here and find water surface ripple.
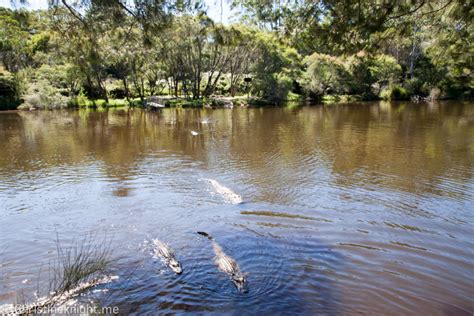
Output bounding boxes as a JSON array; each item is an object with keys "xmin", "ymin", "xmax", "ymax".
[{"xmin": 0, "ymin": 102, "xmax": 473, "ymax": 315}]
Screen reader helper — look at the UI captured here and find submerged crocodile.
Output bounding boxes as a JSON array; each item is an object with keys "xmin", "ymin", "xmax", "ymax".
[
  {"xmin": 197, "ymin": 232, "xmax": 247, "ymax": 292},
  {"xmin": 152, "ymin": 239, "xmax": 182, "ymax": 274}
]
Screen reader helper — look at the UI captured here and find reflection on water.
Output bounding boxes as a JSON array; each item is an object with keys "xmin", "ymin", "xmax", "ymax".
[{"xmin": 0, "ymin": 101, "xmax": 473, "ymax": 314}]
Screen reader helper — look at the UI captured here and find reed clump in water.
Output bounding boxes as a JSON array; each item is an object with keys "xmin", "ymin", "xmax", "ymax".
[
  {"xmin": 49, "ymin": 234, "xmax": 112, "ymax": 296},
  {"xmin": 4, "ymin": 234, "xmax": 116, "ymax": 315}
]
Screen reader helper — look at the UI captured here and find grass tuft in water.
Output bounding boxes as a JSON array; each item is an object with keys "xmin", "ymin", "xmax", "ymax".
[
  {"xmin": 5, "ymin": 234, "xmax": 116, "ymax": 315},
  {"xmin": 49, "ymin": 234, "xmax": 113, "ymax": 296}
]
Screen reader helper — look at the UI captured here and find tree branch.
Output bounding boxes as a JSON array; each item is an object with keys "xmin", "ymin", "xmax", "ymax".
[
  {"xmin": 60, "ymin": 0, "xmax": 86, "ymax": 26},
  {"xmin": 386, "ymin": 1, "xmax": 426, "ymax": 21}
]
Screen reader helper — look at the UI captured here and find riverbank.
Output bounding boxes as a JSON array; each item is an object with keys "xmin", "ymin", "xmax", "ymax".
[
  {"xmin": 11, "ymin": 94, "xmax": 471, "ymax": 111},
  {"xmin": 14, "ymin": 94, "xmax": 304, "ymax": 110},
  {"xmin": 3, "ymin": 84, "xmax": 471, "ymax": 112}
]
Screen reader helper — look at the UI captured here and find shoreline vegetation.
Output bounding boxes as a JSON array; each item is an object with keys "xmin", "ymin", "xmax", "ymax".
[
  {"xmin": 0, "ymin": 1, "xmax": 472, "ymax": 111},
  {"xmin": 19, "ymin": 92, "xmax": 305, "ymax": 110},
  {"xmin": 1, "ymin": 235, "xmax": 117, "ymax": 316}
]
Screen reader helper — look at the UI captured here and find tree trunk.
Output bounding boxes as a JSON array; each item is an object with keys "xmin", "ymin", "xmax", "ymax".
[{"xmin": 122, "ymin": 78, "xmax": 129, "ymax": 101}]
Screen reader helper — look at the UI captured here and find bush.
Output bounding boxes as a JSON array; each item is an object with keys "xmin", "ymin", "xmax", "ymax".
[
  {"xmin": 94, "ymin": 99, "xmax": 107, "ymax": 107},
  {"xmin": 69, "ymin": 89, "xmax": 90, "ymax": 107},
  {"xmin": 20, "ymin": 82, "xmax": 70, "ymax": 109},
  {"xmin": 248, "ymin": 97, "xmax": 273, "ymax": 106},
  {"xmin": 251, "ymin": 32, "xmax": 301, "ymax": 104},
  {"xmin": 267, "ymin": 72, "xmax": 294, "ymax": 104},
  {"xmin": 19, "ymin": 71, "xmax": 71, "ymax": 110},
  {"xmin": 209, "ymin": 98, "xmax": 225, "ymax": 107},
  {"xmin": 16, "ymin": 65, "xmax": 82, "ymax": 110},
  {"xmin": 7, "ymin": 234, "xmax": 115, "ymax": 315},
  {"xmin": 381, "ymin": 85, "xmax": 409, "ymax": 100},
  {"xmin": 287, "ymin": 91, "xmax": 302, "ymax": 101},
  {"xmin": 322, "ymin": 94, "xmax": 365, "ymax": 103},
  {"xmin": 0, "ymin": 70, "xmax": 21, "ymax": 110},
  {"xmin": 109, "ymin": 87, "xmax": 127, "ymax": 99},
  {"xmin": 128, "ymin": 98, "xmax": 144, "ymax": 107},
  {"xmin": 95, "ymin": 99, "xmax": 128, "ymax": 108},
  {"xmin": 405, "ymin": 77, "xmax": 425, "ymax": 96},
  {"xmin": 369, "ymin": 54, "xmax": 402, "ymax": 95},
  {"xmin": 344, "ymin": 53, "xmax": 374, "ymax": 95},
  {"xmin": 302, "ymin": 53, "xmax": 351, "ymax": 97}
]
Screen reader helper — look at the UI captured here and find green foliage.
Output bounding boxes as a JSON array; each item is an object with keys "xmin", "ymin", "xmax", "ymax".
[
  {"xmin": 343, "ymin": 53, "xmax": 374, "ymax": 95},
  {"xmin": 128, "ymin": 98, "xmax": 145, "ymax": 107},
  {"xmin": 107, "ymin": 99, "xmax": 129, "ymax": 107},
  {"xmin": 20, "ymin": 77, "xmax": 71, "ymax": 110},
  {"xmin": 287, "ymin": 91, "xmax": 302, "ymax": 102},
  {"xmin": 231, "ymin": 0, "xmax": 472, "ymax": 100},
  {"xmin": 0, "ymin": 69, "xmax": 21, "ymax": 110},
  {"xmin": 303, "ymin": 52, "xmax": 405, "ymax": 99},
  {"xmin": 322, "ymin": 94, "xmax": 365, "ymax": 104},
  {"xmin": 369, "ymin": 54, "xmax": 402, "ymax": 89},
  {"xmin": 0, "ymin": 8, "xmax": 31, "ymax": 72},
  {"xmin": 250, "ymin": 32, "xmax": 301, "ymax": 104},
  {"xmin": 68, "ymin": 91, "xmax": 135, "ymax": 108},
  {"xmin": 18, "ymin": 64, "xmax": 82, "ymax": 109},
  {"xmin": 165, "ymin": 98, "xmax": 206, "ymax": 108},
  {"xmin": 424, "ymin": 2, "xmax": 474, "ymax": 99},
  {"xmin": 27, "ymin": 32, "xmax": 50, "ymax": 55},
  {"xmin": 302, "ymin": 53, "xmax": 350, "ymax": 97},
  {"xmin": 0, "ymin": 0, "xmax": 471, "ymax": 111},
  {"xmin": 404, "ymin": 77, "xmax": 425, "ymax": 96},
  {"xmin": 247, "ymin": 97, "xmax": 274, "ymax": 107},
  {"xmin": 381, "ymin": 85, "xmax": 409, "ymax": 101}
]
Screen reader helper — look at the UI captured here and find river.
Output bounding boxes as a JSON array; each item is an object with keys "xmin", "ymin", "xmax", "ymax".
[{"xmin": 0, "ymin": 101, "xmax": 473, "ymax": 314}]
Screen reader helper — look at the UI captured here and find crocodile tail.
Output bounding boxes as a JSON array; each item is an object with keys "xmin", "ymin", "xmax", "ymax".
[{"xmin": 197, "ymin": 231, "xmax": 213, "ymax": 240}]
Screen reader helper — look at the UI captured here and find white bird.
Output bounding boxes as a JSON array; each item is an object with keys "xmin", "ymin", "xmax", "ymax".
[{"xmin": 190, "ymin": 130, "xmax": 199, "ymax": 136}]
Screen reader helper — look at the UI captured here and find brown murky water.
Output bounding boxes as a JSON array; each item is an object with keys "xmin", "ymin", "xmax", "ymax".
[{"xmin": 0, "ymin": 101, "xmax": 473, "ymax": 314}]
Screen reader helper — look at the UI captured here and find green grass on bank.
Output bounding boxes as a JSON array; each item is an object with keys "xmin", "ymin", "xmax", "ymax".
[
  {"xmin": 14, "ymin": 88, "xmax": 442, "ymax": 111},
  {"xmin": 69, "ymin": 97, "xmax": 144, "ymax": 108},
  {"xmin": 322, "ymin": 94, "xmax": 364, "ymax": 103},
  {"xmin": 67, "ymin": 92, "xmax": 306, "ymax": 109}
]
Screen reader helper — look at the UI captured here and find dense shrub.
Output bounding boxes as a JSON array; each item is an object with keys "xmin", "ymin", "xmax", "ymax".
[
  {"xmin": 251, "ymin": 33, "xmax": 301, "ymax": 104},
  {"xmin": 381, "ymin": 85, "xmax": 409, "ymax": 100},
  {"xmin": 20, "ymin": 80, "xmax": 70, "ymax": 109},
  {"xmin": 302, "ymin": 53, "xmax": 350, "ymax": 97},
  {"xmin": 302, "ymin": 52, "xmax": 403, "ymax": 100},
  {"xmin": 344, "ymin": 53, "xmax": 373, "ymax": 95},
  {"xmin": 0, "ymin": 70, "xmax": 21, "ymax": 110},
  {"xmin": 18, "ymin": 65, "xmax": 77, "ymax": 109},
  {"xmin": 368, "ymin": 54, "xmax": 402, "ymax": 95},
  {"xmin": 109, "ymin": 87, "xmax": 127, "ymax": 99}
]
